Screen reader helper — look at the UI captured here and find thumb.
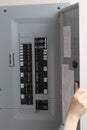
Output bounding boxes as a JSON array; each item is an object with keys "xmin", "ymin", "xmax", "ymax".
[{"xmin": 74, "ymin": 81, "xmax": 79, "ymax": 93}]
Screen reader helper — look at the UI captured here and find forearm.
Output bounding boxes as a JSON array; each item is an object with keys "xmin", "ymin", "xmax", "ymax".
[
  {"xmin": 64, "ymin": 88, "xmax": 87, "ymax": 130},
  {"xmin": 64, "ymin": 113, "xmax": 79, "ymax": 130}
]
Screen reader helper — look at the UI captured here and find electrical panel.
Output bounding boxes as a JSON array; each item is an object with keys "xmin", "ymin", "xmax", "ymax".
[
  {"xmin": 35, "ymin": 37, "xmax": 48, "ymax": 94},
  {"xmin": 19, "ymin": 43, "xmax": 33, "ymax": 105},
  {"xmin": 19, "ymin": 37, "xmax": 48, "ymax": 107},
  {"xmin": 0, "ymin": 3, "xmax": 79, "ymax": 130}
]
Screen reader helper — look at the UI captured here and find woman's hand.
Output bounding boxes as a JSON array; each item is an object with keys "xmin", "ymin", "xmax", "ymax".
[
  {"xmin": 67, "ymin": 88, "xmax": 87, "ymax": 121},
  {"xmin": 64, "ymin": 88, "xmax": 87, "ymax": 130}
]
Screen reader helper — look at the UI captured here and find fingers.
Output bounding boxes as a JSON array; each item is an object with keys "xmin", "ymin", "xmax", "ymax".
[
  {"xmin": 80, "ymin": 92, "xmax": 87, "ymax": 98},
  {"xmin": 68, "ymin": 88, "xmax": 87, "ymax": 119},
  {"xmin": 75, "ymin": 88, "xmax": 87, "ymax": 108},
  {"xmin": 74, "ymin": 88, "xmax": 87, "ymax": 106},
  {"xmin": 75, "ymin": 88, "xmax": 84, "ymax": 95},
  {"xmin": 75, "ymin": 88, "xmax": 87, "ymax": 102}
]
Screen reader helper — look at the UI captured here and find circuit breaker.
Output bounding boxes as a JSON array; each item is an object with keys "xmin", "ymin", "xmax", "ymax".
[
  {"xmin": 35, "ymin": 38, "xmax": 48, "ymax": 95},
  {"xmin": 0, "ymin": 3, "xmax": 79, "ymax": 130},
  {"xmin": 19, "ymin": 43, "xmax": 33, "ymax": 105}
]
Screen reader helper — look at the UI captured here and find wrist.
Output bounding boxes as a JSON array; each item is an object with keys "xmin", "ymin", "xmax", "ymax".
[
  {"xmin": 64, "ymin": 112, "xmax": 79, "ymax": 130},
  {"xmin": 66, "ymin": 112, "xmax": 80, "ymax": 123}
]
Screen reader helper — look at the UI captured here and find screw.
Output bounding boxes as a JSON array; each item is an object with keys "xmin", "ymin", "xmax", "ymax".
[
  {"xmin": 3, "ymin": 9, "xmax": 7, "ymax": 12},
  {"xmin": 58, "ymin": 7, "xmax": 60, "ymax": 10}
]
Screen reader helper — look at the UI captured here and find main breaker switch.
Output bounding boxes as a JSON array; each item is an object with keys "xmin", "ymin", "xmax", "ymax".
[{"xmin": 36, "ymin": 100, "xmax": 48, "ymax": 110}]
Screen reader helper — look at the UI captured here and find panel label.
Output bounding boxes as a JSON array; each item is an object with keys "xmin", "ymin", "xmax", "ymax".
[{"xmin": 63, "ymin": 25, "xmax": 71, "ymax": 57}]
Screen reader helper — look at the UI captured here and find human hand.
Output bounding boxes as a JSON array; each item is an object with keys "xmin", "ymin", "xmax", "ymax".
[{"xmin": 67, "ymin": 88, "xmax": 87, "ymax": 121}]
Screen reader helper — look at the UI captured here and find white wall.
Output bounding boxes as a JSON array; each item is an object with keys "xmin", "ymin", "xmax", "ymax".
[
  {"xmin": 0, "ymin": 0, "xmax": 78, "ymax": 6},
  {"xmin": 79, "ymin": 1, "xmax": 87, "ymax": 130}
]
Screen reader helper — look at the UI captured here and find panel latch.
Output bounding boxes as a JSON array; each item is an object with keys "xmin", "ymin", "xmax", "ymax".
[{"xmin": 9, "ymin": 53, "xmax": 14, "ymax": 67}]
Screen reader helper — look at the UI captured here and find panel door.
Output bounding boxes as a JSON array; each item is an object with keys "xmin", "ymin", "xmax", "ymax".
[{"xmin": 59, "ymin": 3, "xmax": 79, "ymax": 125}]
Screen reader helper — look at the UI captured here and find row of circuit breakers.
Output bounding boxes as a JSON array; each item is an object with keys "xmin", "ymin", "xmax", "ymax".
[{"xmin": 19, "ymin": 37, "xmax": 48, "ymax": 110}]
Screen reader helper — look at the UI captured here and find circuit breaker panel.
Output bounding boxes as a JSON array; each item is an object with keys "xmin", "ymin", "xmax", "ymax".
[
  {"xmin": 0, "ymin": 3, "xmax": 79, "ymax": 130},
  {"xmin": 19, "ymin": 37, "xmax": 48, "ymax": 109},
  {"xmin": 19, "ymin": 43, "xmax": 33, "ymax": 105},
  {"xmin": 35, "ymin": 38, "xmax": 48, "ymax": 95}
]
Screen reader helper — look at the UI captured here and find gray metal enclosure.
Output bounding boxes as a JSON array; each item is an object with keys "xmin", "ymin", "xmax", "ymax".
[
  {"xmin": 59, "ymin": 3, "xmax": 79, "ymax": 122},
  {"xmin": 58, "ymin": 4, "xmax": 80, "ymax": 129},
  {"xmin": 0, "ymin": 3, "xmax": 79, "ymax": 130}
]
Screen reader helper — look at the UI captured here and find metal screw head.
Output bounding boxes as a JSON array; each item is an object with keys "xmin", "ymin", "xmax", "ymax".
[
  {"xmin": 57, "ymin": 7, "xmax": 60, "ymax": 10},
  {"xmin": 3, "ymin": 9, "xmax": 7, "ymax": 12}
]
